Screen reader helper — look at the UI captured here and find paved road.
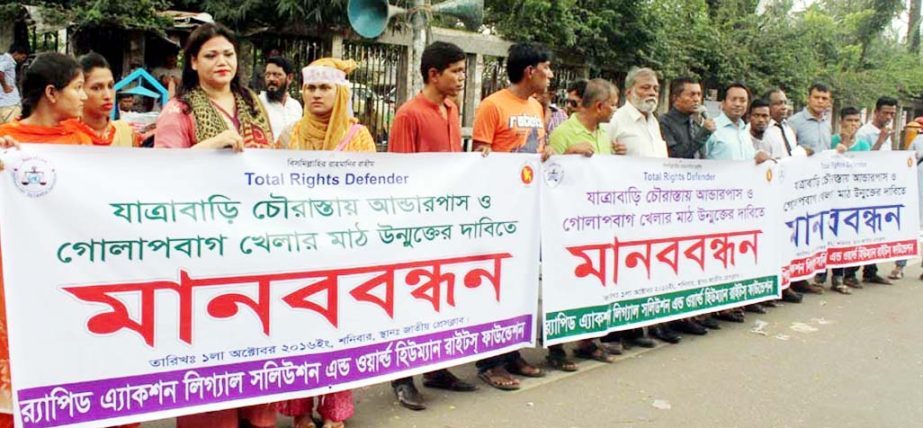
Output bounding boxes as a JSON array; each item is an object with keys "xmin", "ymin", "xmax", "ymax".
[{"xmin": 145, "ymin": 262, "xmax": 923, "ymax": 427}]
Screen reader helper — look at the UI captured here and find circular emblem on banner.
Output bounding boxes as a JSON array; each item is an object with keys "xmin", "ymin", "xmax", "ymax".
[
  {"xmin": 520, "ymin": 164, "xmax": 535, "ymax": 185},
  {"xmin": 11, "ymin": 157, "xmax": 57, "ymax": 198},
  {"xmin": 765, "ymin": 168, "xmax": 773, "ymax": 182},
  {"xmin": 544, "ymin": 162, "xmax": 564, "ymax": 188}
]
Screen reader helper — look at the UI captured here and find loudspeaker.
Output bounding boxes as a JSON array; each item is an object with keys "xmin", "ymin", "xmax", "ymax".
[
  {"xmin": 347, "ymin": 0, "xmax": 407, "ymax": 39},
  {"xmin": 347, "ymin": 0, "xmax": 484, "ymax": 39}
]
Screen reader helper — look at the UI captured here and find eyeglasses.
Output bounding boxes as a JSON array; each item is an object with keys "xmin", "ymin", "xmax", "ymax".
[{"xmin": 565, "ymin": 99, "xmax": 579, "ymax": 107}]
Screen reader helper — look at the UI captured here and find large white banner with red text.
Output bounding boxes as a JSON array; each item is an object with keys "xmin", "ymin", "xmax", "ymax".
[
  {"xmin": 0, "ymin": 145, "xmax": 541, "ymax": 427},
  {"xmin": 539, "ymin": 156, "xmax": 783, "ymax": 346}
]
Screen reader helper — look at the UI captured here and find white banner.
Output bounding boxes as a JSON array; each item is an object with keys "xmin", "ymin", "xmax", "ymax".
[
  {"xmin": 778, "ymin": 151, "xmax": 920, "ymax": 284},
  {"xmin": 778, "ymin": 155, "xmax": 829, "ymax": 284},
  {"xmin": 822, "ymin": 151, "xmax": 920, "ymax": 267},
  {"xmin": 539, "ymin": 156, "xmax": 782, "ymax": 346},
  {"xmin": 0, "ymin": 146, "xmax": 541, "ymax": 427}
]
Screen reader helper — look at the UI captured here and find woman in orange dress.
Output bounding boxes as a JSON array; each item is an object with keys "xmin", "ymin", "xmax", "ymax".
[
  {"xmin": 153, "ymin": 22, "xmax": 276, "ymax": 428},
  {"xmin": 0, "ymin": 52, "xmax": 89, "ymax": 145},
  {"xmin": 67, "ymin": 52, "xmax": 139, "ymax": 147},
  {"xmin": 0, "ymin": 53, "xmax": 144, "ymax": 428}
]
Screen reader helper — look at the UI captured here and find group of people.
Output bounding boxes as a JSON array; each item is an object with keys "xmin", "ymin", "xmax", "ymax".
[{"xmin": 0, "ymin": 20, "xmax": 917, "ymax": 428}]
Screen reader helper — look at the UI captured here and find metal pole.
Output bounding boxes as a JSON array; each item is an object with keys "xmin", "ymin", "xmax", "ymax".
[{"xmin": 410, "ymin": 0, "xmax": 428, "ymax": 94}]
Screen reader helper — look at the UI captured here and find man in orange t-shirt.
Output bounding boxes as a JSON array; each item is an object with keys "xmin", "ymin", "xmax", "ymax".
[
  {"xmin": 386, "ymin": 42, "xmax": 476, "ymax": 411},
  {"xmin": 471, "ymin": 42, "xmax": 552, "ymax": 391},
  {"xmin": 472, "ymin": 43, "xmax": 551, "ymax": 155}
]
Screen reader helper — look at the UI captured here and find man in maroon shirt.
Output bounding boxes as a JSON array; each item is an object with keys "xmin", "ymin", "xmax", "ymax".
[
  {"xmin": 388, "ymin": 42, "xmax": 465, "ymax": 153},
  {"xmin": 387, "ymin": 41, "xmax": 477, "ymax": 411}
]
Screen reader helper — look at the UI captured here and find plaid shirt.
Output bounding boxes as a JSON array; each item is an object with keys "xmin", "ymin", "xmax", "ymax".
[{"xmin": 546, "ymin": 104, "xmax": 568, "ymax": 135}]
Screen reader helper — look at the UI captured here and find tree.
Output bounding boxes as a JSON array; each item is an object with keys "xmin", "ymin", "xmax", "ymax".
[
  {"xmin": 909, "ymin": 0, "xmax": 921, "ymax": 53},
  {"xmin": 482, "ymin": 0, "xmax": 656, "ymax": 72}
]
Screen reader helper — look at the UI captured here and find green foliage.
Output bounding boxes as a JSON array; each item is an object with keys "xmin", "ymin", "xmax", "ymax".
[
  {"xmin": 75, "ymin": 0, "xmax": 172, "ymax": 33},
  {"xmin": 485, "ymin": 0, "xmax": 923, "ymax": 106},
  {"xmin": 0, "ymin": 0, "xmax": 171, "ymax": 33},
  {"xmin": 170, "ymin": 0, "xmax": 351, "ymax": 31},
  {"xmin": 482, "ymin": 0, "xmax": 656, "ymax": 71}
]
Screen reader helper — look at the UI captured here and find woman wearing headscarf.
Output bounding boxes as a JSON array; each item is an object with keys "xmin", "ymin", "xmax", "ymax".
[
  {"xmin": 67, "ymin": 52, "xmax": 140, "ymax": 147},
  {"xmin": 278, "ymin": 58, "xmax": 375, "ymax": 152},
  {"xmin": 275, "ymin": 57, "xmax": 374, "ymax": 428}
]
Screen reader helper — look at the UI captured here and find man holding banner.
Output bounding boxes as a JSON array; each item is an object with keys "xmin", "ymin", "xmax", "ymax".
[
  {"xmin": 545, "ymin": 78, "xmax": 624, "ymax": 367},
  {"xmin": 386, "ymin": 41, "xmax": 478, "ymax": 410},
  {"xmin": 470, "ymin": 41, "xmax": 551, "ymax": 390},
  {"xmin": 706, "ymin": 82, "xmax": 773, "ymax": 317}
]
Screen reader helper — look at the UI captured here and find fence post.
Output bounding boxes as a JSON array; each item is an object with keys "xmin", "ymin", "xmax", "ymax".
[
  {"xmin": 462, "ymin": 52, "xmax": 480, "ymax": 128},
  {"xmin": 331, "ymin": 34, "xmax": 345, "ymax": 59},
  {"xmin": 398, "ymin": 44, "xmax": 413, "ymax": 107}
]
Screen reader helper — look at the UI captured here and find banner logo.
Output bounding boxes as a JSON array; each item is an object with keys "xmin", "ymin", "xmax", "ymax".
[
  {"xmin": 520, "ymin": 164, "xmax": 535, "ymax": 185},
  {"xmin": 543, "ymin": 162, "xmax": 564, "ymax": 188},
  {"xmin": 11, "ymin": 157, "xmax": 57, "ymax": 198}
]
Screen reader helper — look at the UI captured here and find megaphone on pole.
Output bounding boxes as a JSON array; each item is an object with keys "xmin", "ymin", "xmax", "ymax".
[
  {"xmin": 431, "ymin": 0, "xmax": 483, "ymax": 32},
  {"xmin": 347, "ymin": 0, "xmax": 485, "ymax": 39},
  {"xmin": 347, "ymin": 0, "xmax": 407, "ymax": 39}
]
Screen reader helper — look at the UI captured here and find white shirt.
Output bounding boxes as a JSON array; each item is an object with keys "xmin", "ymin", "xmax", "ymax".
[
  {"xmin": 761, "ymin": 119, "xmax": 807, "ymax": 158},
  {"xmin": 259, "ymin": 92, "xmax": 303, "ymax": 139},
  {"xmin": 856, "ymin": 122, "xmax": 892, "ymax": 151},
  {"xmin": 0, "ymin": 53, "xmax": 20, "ymax": 108},
  {"xmin": 605, "ymin": 102, "xmax": 668, "ymax": 158}
]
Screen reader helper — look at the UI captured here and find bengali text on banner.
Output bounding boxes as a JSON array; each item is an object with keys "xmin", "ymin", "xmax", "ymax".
[
  {"xmin": 816, "ymin": 150, "xmax": 920, "ymax": 268},
  {"xmin": 540, "ymin": 156, "xmax": 783, "ymax": 346},
  {"xmin": 0, "ymin": 146, "xmax": 541, "ymax": 427}
]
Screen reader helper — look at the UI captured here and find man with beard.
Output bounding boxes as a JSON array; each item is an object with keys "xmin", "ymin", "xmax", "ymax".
[
  {"xmin": 604, "ymin": 67, "xmax": 680, "ymax": 346},
  {"xmin": 259, "ymin": 56, "xmax": 302, "ymax": 139},
  {"xmin": 605, "ymin": 67, "xmax": 667, "ymax": 158}
]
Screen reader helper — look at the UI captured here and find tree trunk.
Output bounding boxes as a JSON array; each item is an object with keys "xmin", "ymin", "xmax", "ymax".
[{"xmin": 910, "ymin": 0, "xmax": 921, "ymax": 54}]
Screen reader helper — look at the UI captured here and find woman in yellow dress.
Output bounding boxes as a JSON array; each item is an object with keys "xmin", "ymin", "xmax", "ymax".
[{"xmin": 275, "ymin": 58, "xmax": 374, "ymax": 428}]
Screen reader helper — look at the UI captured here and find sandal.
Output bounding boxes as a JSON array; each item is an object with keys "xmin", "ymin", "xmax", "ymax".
[
  {"xmin": 506, "ymin": 357, "xmax": 545, "ymax": 378},
  {"xmin": 889, "ymin": 267, "xmax": 904, "ymax": 280},
  {"xmin": 832, "ymin": 284, "xmax": 853, "ymax": 295},
  {"xmin": 545, "ymin": 350, "xmax": 578, "ymax": 372},
  {"xmin": 573, "ymin": 343, "xmax": 614, "ymax": 363},
  {"xmin": 478, "ymin": 366, "xmax": 521, "ymax": 390}
]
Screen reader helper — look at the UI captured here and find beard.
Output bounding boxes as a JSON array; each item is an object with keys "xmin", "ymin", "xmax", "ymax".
[
  {"xmin": 266, "ymin": 83, "xmax": 288, "ymax": 102},
  {"xmin": 630, "ymin": 94, "xmax": 658, "ymax": 113}
]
